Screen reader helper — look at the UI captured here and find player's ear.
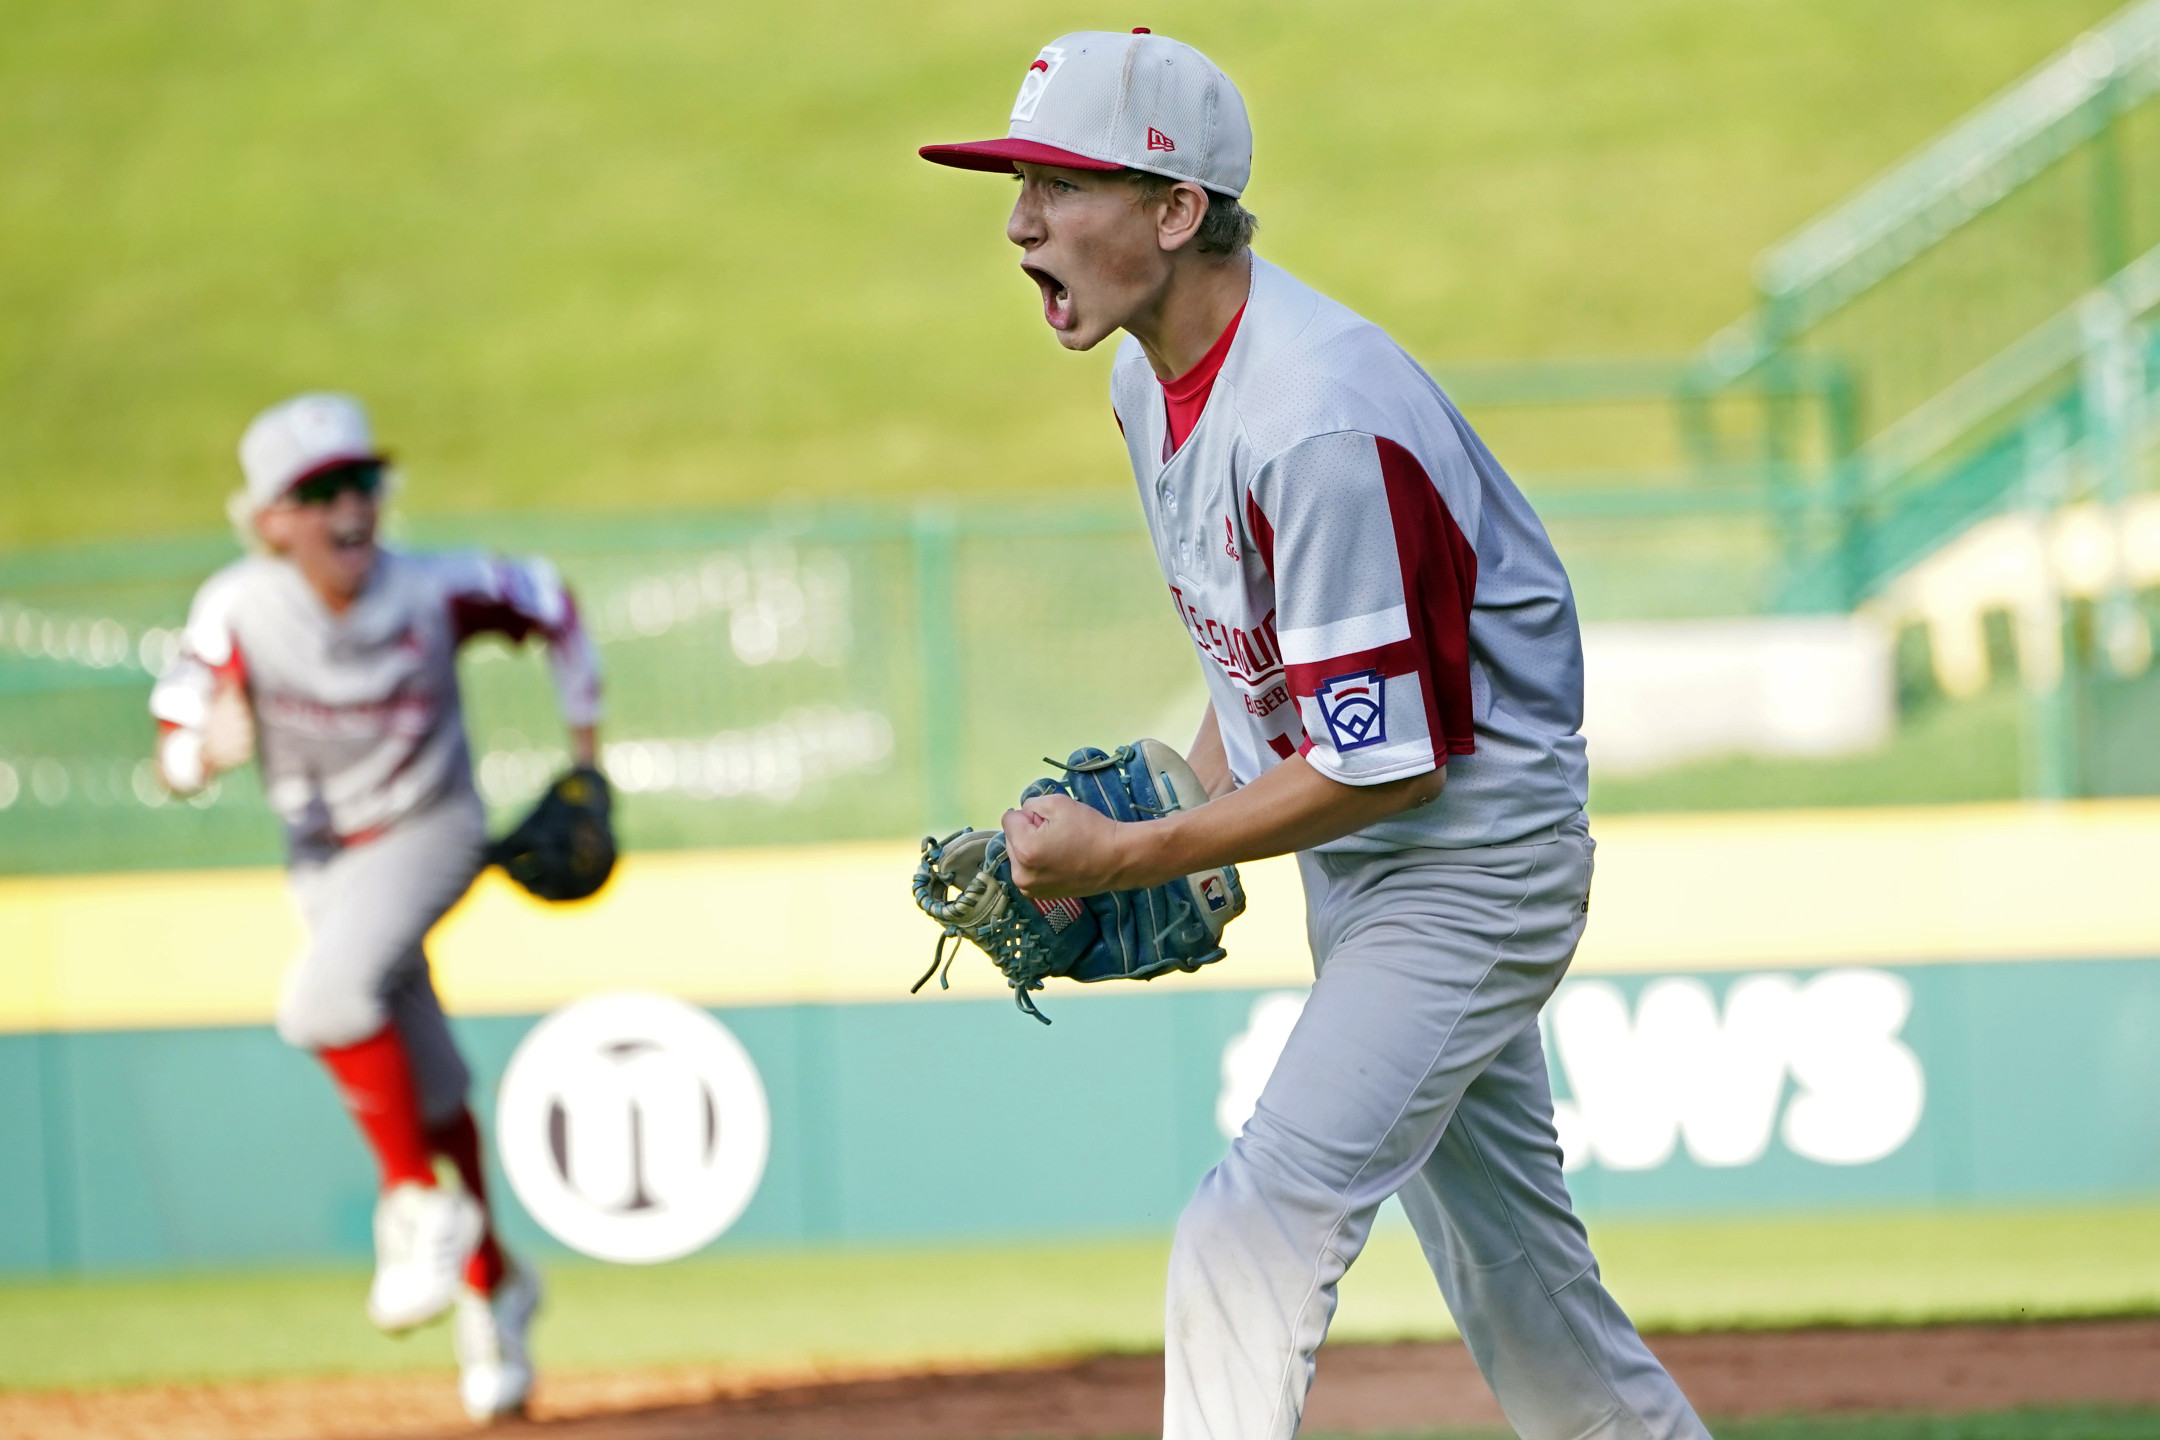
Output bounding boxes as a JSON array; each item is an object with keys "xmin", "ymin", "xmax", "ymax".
[
  {"xmin": 1158, "ymin": 181, "xmax": 1210, "ymax": 254},
  {"xmin": 253, "ymin": 504, "xmax": 293, "ymax": 554}
]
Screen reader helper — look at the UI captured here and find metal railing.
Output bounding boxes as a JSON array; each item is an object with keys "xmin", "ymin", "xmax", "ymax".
[{"xmin": 1442, "ymin": 1, "xmax": 2160, "ymax": 611}]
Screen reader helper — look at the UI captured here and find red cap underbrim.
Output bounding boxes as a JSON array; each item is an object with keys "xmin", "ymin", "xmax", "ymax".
[{"xmin": 918, "ymin": 138, "xmax": 1126, "ymax": 174}]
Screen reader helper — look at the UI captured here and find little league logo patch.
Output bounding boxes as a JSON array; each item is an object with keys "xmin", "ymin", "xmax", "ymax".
[
  {"xmin": 1012, "ymin": 47, "xmax": 1065, "ymax": 122},
  {"xmin": 1314, "ymin": 670, "xmax": 1387, "ymax": 751}
]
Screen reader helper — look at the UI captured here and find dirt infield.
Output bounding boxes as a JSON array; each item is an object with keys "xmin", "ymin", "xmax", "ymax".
[{"xmin": 8, "ymin": 1318, "xmax": 2159, "ymax": 1440}]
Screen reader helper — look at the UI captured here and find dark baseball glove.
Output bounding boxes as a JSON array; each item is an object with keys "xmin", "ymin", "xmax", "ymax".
[
  {"xmin": 910, "ymin": 738, "xmax": 1246, "ymax": 1023},
  {"xmin": 488, "ymin": 766, "xmax": 617, "ymax": 902}
]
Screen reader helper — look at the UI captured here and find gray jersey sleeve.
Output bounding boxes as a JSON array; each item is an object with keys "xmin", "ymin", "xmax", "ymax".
[
  {"xmin": 1247, "ymin": 432, "xmax": 1478, "ymax": 787},
  {"xmin": 149, "ymin": 562, "xmax": 253, "ymax": 792}
]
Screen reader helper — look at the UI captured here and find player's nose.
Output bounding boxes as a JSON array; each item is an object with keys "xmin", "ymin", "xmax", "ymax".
[{"xmin": 1006, "ymin": 189, "xmax": 1044, "ymax": 248}]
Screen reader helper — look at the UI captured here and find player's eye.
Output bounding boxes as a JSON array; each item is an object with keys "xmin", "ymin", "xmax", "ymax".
[{"xmin": 289, "ymin": 462, "xmax": 384, "ymax": 506}]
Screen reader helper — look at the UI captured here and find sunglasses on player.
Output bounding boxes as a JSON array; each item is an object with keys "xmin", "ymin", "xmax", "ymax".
[{"xmin": 286, "ymin": 462, "xmax": 384, "ymax": 507}]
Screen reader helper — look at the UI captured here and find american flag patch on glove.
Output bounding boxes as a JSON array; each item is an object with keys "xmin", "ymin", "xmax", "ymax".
[{"xmin": 1031, "ymin": 895, "xmax": 1086, "ymax": 932}]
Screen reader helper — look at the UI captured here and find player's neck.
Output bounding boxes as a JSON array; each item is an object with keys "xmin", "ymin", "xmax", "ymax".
[
  {"xmin": 1128, "ymin": 250, "xmax": 1252, "ymax": 383},
  {"xmin": 284, "ymin": 553, "xmax": 376, "ymax": 616}
]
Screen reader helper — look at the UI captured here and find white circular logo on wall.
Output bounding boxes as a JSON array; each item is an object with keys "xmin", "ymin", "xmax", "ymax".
[{"xmin": 497, "ymin": 992, "xmax": 770, "ymax": 1264}]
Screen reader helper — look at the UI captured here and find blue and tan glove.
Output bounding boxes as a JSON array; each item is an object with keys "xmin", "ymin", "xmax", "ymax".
[{"xmin": 910, "ymin": 739, "xmax": 1246, "ymax": 1023}]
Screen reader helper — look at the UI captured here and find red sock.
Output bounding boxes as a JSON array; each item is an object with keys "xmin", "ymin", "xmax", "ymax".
[
  {"xmin": 319, "ymin": 1026, "xmax": 437, "ymax": 1190},
  {"xmin": 427, "ymin": 1108, "xmax": 506, "ymax": 1295}
]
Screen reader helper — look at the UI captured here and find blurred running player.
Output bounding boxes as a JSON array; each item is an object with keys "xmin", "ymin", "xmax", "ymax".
[{"xmin": 151, "ymin": 393, "xmax": 601, "ymax": 1421}]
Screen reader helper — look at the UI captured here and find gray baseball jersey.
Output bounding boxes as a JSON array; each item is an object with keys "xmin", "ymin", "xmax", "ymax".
[
  {"xmin": 151, "ymin": 548, "xmax": 600, "ymax": 850},
  {"xmin": 1111, "ymin": 256, "xmax": 1588, "ymax": 852}
]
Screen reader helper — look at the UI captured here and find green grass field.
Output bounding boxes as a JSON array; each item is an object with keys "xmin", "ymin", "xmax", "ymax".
[
  {"xmin": 4, "ymin": 1206, "xmax": 2156, "ymax": 1392},
  {"xmin": 0, "ymin": 0, "xmax": 2121, "ymax": 548}
]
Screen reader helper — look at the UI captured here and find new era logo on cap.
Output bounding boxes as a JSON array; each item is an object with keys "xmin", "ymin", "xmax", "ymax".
[{"xmin": 921, "ymin": 30, "xmax": 1252, "ymax": 197}]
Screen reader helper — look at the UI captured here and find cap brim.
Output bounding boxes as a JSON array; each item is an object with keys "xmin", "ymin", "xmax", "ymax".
[{"xmin": 918, "ymin": 138, "xmax": 1126, "ymax": 174}]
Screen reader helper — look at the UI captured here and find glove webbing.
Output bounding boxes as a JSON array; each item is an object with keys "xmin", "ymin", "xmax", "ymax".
[{"xmin": 909, "ymin": 829, "xmax": 1066, "ymax": 1023}]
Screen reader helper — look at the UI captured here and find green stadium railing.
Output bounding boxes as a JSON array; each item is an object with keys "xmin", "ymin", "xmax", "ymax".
[{"xmin": 1443, "ymin": 0, "xmax": 2160, "ymax": 611}]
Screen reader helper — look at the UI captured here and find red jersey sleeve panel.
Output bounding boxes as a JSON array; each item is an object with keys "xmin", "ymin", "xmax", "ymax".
[
  {"xmin": 1253, "ymin": 432, "xmax": 1478, "ymax": 782},
  {"xmin": 443, "ymin": 555, "xmax": 603, "ymax": 727},
  {"xmin": 1377, "ymin": 436, "xmax": 1478, "ymax": 758}
]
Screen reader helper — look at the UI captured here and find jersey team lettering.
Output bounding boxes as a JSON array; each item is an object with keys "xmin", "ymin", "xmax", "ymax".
[{"xmin": 1169, "ymin": 587, "xmax": 1282, "ymax": 685}]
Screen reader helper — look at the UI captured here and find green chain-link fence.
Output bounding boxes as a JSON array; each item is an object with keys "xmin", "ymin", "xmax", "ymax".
[
  {"xmin": 0, "ymin": 502, "xmax": 1221, "ymax": 874},
  {"xmin": 0, "ymin": 484, "xmax": 1836, "ymax": 876}
]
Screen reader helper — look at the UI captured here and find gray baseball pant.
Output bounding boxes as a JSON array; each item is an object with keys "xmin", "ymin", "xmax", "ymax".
[
  {"xmin": 1164, "ymin": 819, "xmax": 1709, "ymax": 1440},
  {"xmin": 276, "ymin": 788, "xmax": 487, "ymax": 1127}
]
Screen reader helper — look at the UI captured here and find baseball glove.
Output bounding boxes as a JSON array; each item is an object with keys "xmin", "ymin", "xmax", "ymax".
[
  {"xmin": 910, "ymin": 738, "xmax": 1246, "ymax": 1023},
  {"xmin": 488, "ymin": 766, "xmax": 617, "ymax": 902}
]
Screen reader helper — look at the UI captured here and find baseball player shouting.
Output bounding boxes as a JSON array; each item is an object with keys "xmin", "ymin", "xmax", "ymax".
[
  {"xmin": 150, "ymin": 394, "xmax": 600, "ymax": 1421},
  {"xmin": 922, "ymin": 32, "xmax": 1709, "ymax": 1440}
]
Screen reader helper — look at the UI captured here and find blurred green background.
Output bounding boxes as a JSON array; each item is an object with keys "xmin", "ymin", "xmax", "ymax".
[
  {"xmin": 4, "ymin": 0, "xmax": 2146, "ymax": 871},
  {"xmin": 0, "ymin": 0, "xmax": 2120, "ymax": 544}
]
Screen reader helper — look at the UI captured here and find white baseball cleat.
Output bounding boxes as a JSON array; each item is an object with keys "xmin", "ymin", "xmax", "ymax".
[
  {"xmin": 366, "ymin": 1182, "xmax": 483, "ymax": 1333},
  {"xmin": 455, "ymin": 1254, "xmax": 542, "ymax": 1422}
]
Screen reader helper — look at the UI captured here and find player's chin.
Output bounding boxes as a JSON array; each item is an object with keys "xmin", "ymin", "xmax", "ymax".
[
  {"xmin": 1050, "ymin": 310, "xmax": 1118, "ymax": 352},
  {"xmin": 328, "ymin": 540, "xmax": 377, "ymax": 587}
]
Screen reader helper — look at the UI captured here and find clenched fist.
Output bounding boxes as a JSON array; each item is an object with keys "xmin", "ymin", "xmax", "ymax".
[{"xmin": 202, "ymin": 682, "xmax": 256, "ymax": 771}]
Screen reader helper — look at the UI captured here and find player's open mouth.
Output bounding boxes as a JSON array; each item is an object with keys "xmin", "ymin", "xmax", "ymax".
[
  {"xmin": 1023, "ymin": 264, "xmax": 1074, "ymax": 331},
  {"xmin": 329, "ymin": 525, "xmax": 372, "ymax": 553}
]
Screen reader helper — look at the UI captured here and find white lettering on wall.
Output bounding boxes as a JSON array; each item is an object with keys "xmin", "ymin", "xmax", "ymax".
[{"xmin": 1549, "ymin": 968, "xmax": 1924, "ymax": 1172}]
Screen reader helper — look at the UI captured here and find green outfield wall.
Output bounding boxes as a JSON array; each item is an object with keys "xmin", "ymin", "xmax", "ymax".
[
  {"xmin": 4, "ymin": 954, "xmax": 2159, "ymax": 1278},
  {"xmin": 8, "ymin": 802, "xmax": 2160, "ymax": 1276}
]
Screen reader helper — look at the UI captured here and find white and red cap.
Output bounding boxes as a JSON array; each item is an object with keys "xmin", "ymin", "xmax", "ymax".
[
  {"xmin": 237, "ymin": 392, "xmax": 386, "ymax": 510},
  {"xmin": 920, "ymin": 29, "xmax": 1252, "ymax": 198}
]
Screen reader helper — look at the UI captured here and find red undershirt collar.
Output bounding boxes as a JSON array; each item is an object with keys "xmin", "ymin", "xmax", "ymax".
[{"xmin": 1160, "ymin": 301, "xmax": 1247, "ymax": 456}]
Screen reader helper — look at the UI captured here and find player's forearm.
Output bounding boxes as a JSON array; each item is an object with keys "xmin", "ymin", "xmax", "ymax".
[
  {"xmin": 1117, "ymin": 754, "xmax": 1443, "ymax": 888},
  {"xmin": 1187, "ymin": 704, "xmax": 1234, "ymax": 801},
  {"xmin": 568, "ymin": 725, "xmax": 599, "ymax": 770}
]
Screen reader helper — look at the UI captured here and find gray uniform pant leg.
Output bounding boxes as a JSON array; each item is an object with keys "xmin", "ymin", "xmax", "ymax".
[
  {"xmin": 277, "ymin": 791, "xmax": 487, "ymax": 1127},
  {"xmin": 1400, "ymin": 1023, "xmax": 1706, "ymax": 1440},
  {"xmin": 1162, "ymin": 826, "xmax": 1706, "ymax": 1440}
]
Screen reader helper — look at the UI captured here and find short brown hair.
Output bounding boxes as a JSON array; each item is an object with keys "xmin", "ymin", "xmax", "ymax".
[{"xmin": 1122, "ymin": 170, "xmax": 1258, "ymax": 257}]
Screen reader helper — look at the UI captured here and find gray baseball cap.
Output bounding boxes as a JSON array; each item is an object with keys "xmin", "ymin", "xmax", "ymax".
[
  {"xmin": 920, "ymin": 30, "xmax": 1252, "ymax": 197},
  {"xmin": 237, "ymin": 393, "xmax": 386, "ymax": 511}
]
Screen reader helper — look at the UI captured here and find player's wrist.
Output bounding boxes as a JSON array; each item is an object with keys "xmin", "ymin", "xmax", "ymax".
[
  {"xmin": 567, "ymin": 725, "xmax": 599, "ymax": 770},
  {"xmin": 1119, "ymin": 809, "xmax": 1199, "ymax": 891}
]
